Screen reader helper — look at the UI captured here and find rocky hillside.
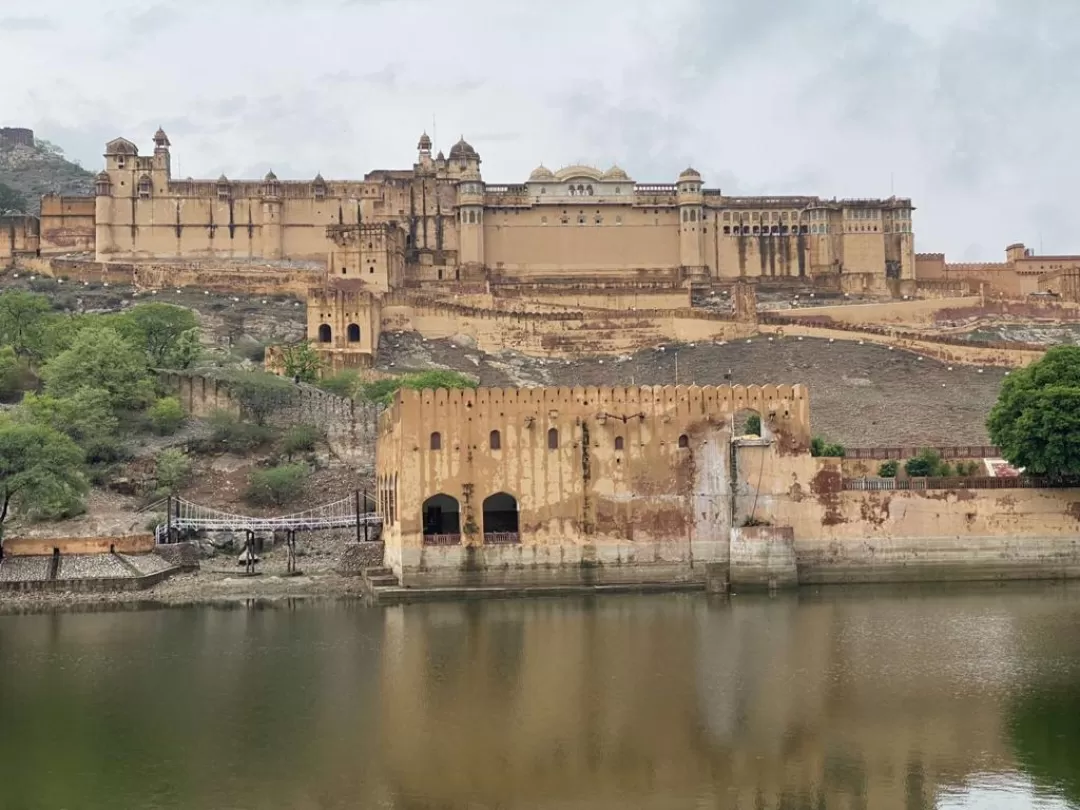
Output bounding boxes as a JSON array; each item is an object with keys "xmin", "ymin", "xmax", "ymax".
[{"xmin": 0, "ymin": 139, "xmax": 95, "ymax": 213}]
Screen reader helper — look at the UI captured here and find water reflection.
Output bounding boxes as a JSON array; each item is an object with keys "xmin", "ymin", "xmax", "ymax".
[{"xmin": 0, "ymin": 586, "xmax": 1078, "ymax": 810}]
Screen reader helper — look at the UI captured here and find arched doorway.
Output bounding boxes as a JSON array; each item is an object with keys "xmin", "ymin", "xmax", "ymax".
[
  {"xmin": 317, "ymin": 323, "xmax": 332, "ymax": 343},
  {"xmin": 482, "ymin": 492, "xmax": 519, "ymax": 544},
  {"xmin": 422, "ymin": 494, "xmax": 461, "ymax": 545},
  {"xmin": 346, "ymin": 323, "xmax": 360, "ymax": 343}
]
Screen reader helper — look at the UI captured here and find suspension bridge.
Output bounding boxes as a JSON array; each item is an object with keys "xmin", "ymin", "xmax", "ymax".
[{"xmin": 151, "ymin": 494, "xmax": 382, "ymax": 544}]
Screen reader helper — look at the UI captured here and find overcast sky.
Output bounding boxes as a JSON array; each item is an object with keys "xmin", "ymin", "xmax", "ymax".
[{"xmin": 1, "ymin": 0, "xmax": 1074, "ymax": 260}]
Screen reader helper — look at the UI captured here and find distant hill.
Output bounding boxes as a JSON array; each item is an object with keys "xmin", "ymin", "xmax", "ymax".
[{"xmin": 0, "ymin": 138, "xmax": 95, "ymax": 214}]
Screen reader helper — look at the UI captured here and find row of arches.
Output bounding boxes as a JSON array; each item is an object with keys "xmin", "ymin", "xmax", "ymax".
[
  {"xmin": 422, "ymin": 493, "xmax": 519, "ymax": 545},
  {"xmin": 317, "ymin": 323, "xmax": 361, "ymax": 343}
]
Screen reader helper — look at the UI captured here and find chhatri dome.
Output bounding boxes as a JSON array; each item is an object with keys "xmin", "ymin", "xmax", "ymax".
[
  {"xmin": 448, "ymin": 137, "xmax": 478, "ymax": 160},
  {"xmin": 417, "ymin": 131, "xmax": 432, "ymax": 151},
  {"xmin": 602, "ymin": 164, "xmax": 629, "ymax": 181},
  {"xmin": 528, "ymin": 164, "xmax": 555, "ymax": 182},
  {"xmin": 679, "ymin": 166, "xmax": 702, "ymax": 180}
]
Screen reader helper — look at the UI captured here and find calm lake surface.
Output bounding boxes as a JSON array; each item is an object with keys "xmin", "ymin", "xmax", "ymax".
[{"xmin": 2, "ymin": 586, "xmax": 1079, "ymax": 810}]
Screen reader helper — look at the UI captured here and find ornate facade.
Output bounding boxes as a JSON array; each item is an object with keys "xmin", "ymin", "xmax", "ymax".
[{"xmin": 87, "ymin": 130, "xmax": 915, "ymax": 287}]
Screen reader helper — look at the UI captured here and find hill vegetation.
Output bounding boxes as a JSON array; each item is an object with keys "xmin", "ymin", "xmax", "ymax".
[{"xmin": 0, "ymin": 138, "xmax": 95, "ymax": 213}]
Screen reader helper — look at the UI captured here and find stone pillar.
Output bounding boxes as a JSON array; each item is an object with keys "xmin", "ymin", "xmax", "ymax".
[{"xmin": 729, "ymin": 526, "xmax": 798, "ymax": 590}]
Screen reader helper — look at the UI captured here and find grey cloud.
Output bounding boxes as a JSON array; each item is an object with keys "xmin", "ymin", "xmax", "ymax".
[
  {"xmin": 0, "ymin": 16, "xmax": 58, "ymax": 31},
  {"xmin": 127, "ymin": 3, "xmax": 180, "ymax": 35}
]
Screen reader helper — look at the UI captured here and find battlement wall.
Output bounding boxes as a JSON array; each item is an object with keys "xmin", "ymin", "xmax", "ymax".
[
  {"xmin": 386, "ymin": 383, "xmax": 810, "ymax": 453},
  {"xmin": 160, "ymin": 371, "xmax": 382, "ymax": 469}
]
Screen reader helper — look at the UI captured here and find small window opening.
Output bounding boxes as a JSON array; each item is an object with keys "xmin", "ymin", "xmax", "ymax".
[
  {"xmin": 614, "ymin": 436, "xmax": 624, "ymax": 451},
  {"xmin": 547, "ymin": 428, "xmax": 558, "ymax": 449},
  {"xmin": 678, "ymin": 434, "xmax": 689, "ymax": 448},
  {"xmin": 490, "ymin": 430, "xmax": 501, "ymax": 450},
  {"xmin": 430, "ymin": 432, "xmax": 441, "ymax": 450}
]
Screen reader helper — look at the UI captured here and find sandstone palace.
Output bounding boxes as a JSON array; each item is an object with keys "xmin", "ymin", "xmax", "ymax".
[{"xmin": 83, "ymin": 129, "xmax": 914, "ymax": 289}]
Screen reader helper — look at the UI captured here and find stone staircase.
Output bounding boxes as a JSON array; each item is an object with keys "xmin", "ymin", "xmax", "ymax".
[{"xmin": 362, "ymin": 566, "xmax": 400, "ymax": 598}]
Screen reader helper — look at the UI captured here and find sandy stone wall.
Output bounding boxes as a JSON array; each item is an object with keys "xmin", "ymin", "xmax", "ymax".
[
  {"xmin": 38, "ymin": 195, "xmax": 96, "ymax": 254},
  {"xmin": 4, "ymin": 534, "xmax": 154, "ymax": 556},
  {"xmin": 25, "ymin": 257, "xmax": 321, "ymax": 297},
  {"xmin": 1, "ymin": 214, "xmax": 39, "ymax": 265},
  {"xmin": 377, "ymin": 384, "xmax": 809, "ymax": 585}
]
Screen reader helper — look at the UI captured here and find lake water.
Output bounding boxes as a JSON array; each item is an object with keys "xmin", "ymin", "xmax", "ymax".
[{"xmin": 1, "ymin": 585, "xmax": 1079, "ymax": 810}]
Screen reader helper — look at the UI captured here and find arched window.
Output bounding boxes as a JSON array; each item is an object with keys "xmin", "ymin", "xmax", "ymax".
[
  {"xmin": 422, "ymin": 494, "xmax": 461, "ymax": 544},
  {"xmin": 430, "ymin": 432, "xmax": 441, "ymax": 450},
  {"xmin": 723, "ymin": 226, "xmax": 731, "ymax": 235},
  {"xmin": 547, "ymin": 428, "xmax": 558, "ymax": 450},
  {"xmin": 490, "ymin": 430, "xmax": 501, "ymax": 450},
  {"xmin": 346, "ymin": 323, "xmax": 360, "ymax": 343},
  {"xmin": 317, "ymin": 324, "xmax": 332, "ymax": 343},
  {"xmin": 614, "ymin": 436, "xmax": 624, "ymax": 451},
  {"xmin": 468, "ymin": 210, "xmax": 476, "ymax": 224},
  {"xmin": 678, "ymin": 434, "xmax": 689, "ymax": 448},
  {"xmin": 483, "ymin": 492, "xmax": 519, "ymax": 543}
]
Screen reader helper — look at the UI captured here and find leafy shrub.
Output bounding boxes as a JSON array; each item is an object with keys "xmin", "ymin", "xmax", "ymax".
[
  {"xmin": 954, "ymin": 460, "xmax": 982, "ymax": 477},
  {"xmin": 282, "ymin": 424, "xmax": 321, "ymax": 460},
  {"xmin": 904, "ymin": 449, "xmax": 950, "ymax": 477},
  {"xmin": 318, "ymin": 370, "xmax": 359, "ymax": 398},
  {"xmin": 155, "ymin": 448, "xmax": 192, "ymax": 494},
  {"xmin": 810, "ymin": 436, "xmax": 846, "ymax": 458},
  {"xmin": 357, "ymin": 370, "xmax": 477, "ymax": 406},
  {"xmin": 744, "ymin": 413, "xmax": 761, "ymax": 436},
  {"xmin": 148, "ymin": 396, "xmax": 185, "ymax": 435},
  {"xmin": 877, "ymin": 460, "xmax": 899, "ymax": 477},
  {"xmin": 83, "ymin": 436, "xmax": 130, "ymax": 465},
  {"xmin": 245, "ymin": 463, "xmax": 309, "ymax": 506},
  {"xmin": 206, "ymin": 409, "xmax": 275, "ymax": 454}
]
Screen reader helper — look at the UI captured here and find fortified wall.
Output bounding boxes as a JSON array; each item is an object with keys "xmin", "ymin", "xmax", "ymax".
[
  {"xmin": 916, "ymin": 242, "xmax": 1080, "ymax": 300},
  {"xmin": 0, "ymin": 127, "xmax": 34, "ymax": 149},
  {"xmin": 374, "ymin": 384, "xmax": 1080, "ymax": 590},
  {"xmin": 376, "ymin": 384, "xmax": 809, "ymax": 586},
  {"xmin": 160, "ymin": 371, "xmax": 381, "ymax": 469},
  {"xmin": 0, "ymin": 214, "xmax": 39, "ymax": 266},
  {"xmin": 38, "ymin": 129, "xmax": 914, "ymax": 291}
]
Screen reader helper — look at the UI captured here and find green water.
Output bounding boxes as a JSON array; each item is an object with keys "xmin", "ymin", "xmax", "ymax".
[{"xmin": 1, "ymin": 586, "xmax": 1079, "ymax": 809}]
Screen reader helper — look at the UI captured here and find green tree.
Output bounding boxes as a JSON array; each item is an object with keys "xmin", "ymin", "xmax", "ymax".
[
  {"xmin": 16, "ymin": 388, "xmax": 118, "ymax": 445},
  {"xmin": 988, "ymin": 346, "xmax": 1080, "ymax": 476},
  {"xmin": 744, "ymin": 413, "xmax": 761, "ymax": 436},
  {"xmin": 282, "ymin": 424, "xmax": 321, "ymax": 460},
  {"xmin": 0, "ymin": 421, "xmax": 87, "ymax": 544},
  {"xmin": 245, "ymin": 463, "xmax": 309, "ymax": 506},
  {"xmin": 40, "ymin": 327, "xmax": 153, "ymax": 412},
  {"xmin": 0, "ymin": 345, "xmax": 31, "ymax": 402},
  {"xmin": 116, "ymin": 303, "xmax": 199, "ymax": 367},
  {"xmin": 0, "ymin": 182, "xmax": 28, "ymax": 214},
  {"xmin": 147, "ymin": 397, "xmax": 185, "ymax": 435},
  {"xmin": 0, "ymin": 291, "xmax": 52, "ymax": 361},
  {"xmin": 154, "ymin": 448, "xmax": 192, "ymax": 494},
  {"xmin": 279, "ymin": 340, "xmax": 325, "ymax": 382}
]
